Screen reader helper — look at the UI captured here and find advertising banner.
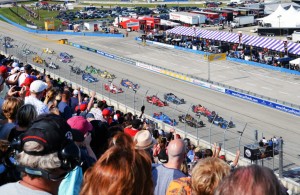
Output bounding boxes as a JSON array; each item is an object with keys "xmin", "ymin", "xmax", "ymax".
[{"xmin": 207, "ymin": 53, "xmax": 226, "ymax": 62}]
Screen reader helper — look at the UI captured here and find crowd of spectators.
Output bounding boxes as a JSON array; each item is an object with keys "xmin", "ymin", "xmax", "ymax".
[
  {"xmin": 144, "ymin": 33, "xmax": 300, "ymax": 72},
  {"xmin": 0, "ymin": 54, "xmax": 290, "ymax": 195}
]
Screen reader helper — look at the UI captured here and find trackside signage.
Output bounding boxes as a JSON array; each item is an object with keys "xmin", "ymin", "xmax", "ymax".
[{"xmin": 225, "ymin": 89, "xmax": 300, "ymax": 116}]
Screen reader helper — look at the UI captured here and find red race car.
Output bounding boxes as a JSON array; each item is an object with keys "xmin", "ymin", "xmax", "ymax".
[
  {"xmin": 192, "ymin": 104, "xmax": 212, "ymax": 117},
  {"xmin": 104, "ymin": 83, "xmax": 123, "ymax": 94},
  {"xmin": 146, "ymin": 95, "xmax": 168, "ymax": 107}
]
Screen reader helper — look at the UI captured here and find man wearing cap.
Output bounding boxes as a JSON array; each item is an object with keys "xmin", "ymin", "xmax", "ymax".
[
  {"xmin": 25, "ymin": 80, "xmax": 49, "ymax": 116},
  {"xmin": 70, "ymin": 89, "xmax": 81, "ymax": 113},
  {"xmin": 6, "ymin": 67, "xmax": 21, "ymax": 87},
  {"xmin": 18, "ymin": 64, "xmax": 32, "ymax": 87},
  {"xmin": 124, "ymin": 118, "xmax": 143, "ymax": 137},
  {"xmin": 0, "ymin": 114, "xmax": 81, "ymax": 195}
]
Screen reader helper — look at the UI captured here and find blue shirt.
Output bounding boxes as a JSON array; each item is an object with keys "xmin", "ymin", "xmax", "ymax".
[{"xmin": 58, "ymin": 101, "xmax": 72, "ymax": 120}]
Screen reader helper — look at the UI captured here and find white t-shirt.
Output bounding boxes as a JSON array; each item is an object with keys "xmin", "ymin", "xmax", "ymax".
[
  {"xmin": 25, "ymin": 96, "xmax": 49, "ymax": 116},
  {"xmin": 0, "ymin": 181, "xmax": 51, "ymax": 195},
  {"xmin": 18, "ymin": 73, "xmax": 29, "ymax": 86}
]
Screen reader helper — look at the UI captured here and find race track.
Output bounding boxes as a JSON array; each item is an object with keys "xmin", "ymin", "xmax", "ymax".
[{"xmin": 1, "ymin": 21, "xmax": 300, "ymax": 173}]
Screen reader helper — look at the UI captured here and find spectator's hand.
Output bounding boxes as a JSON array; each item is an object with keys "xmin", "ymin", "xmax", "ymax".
[
  {"xmin": 7, "ymin": 86, "xmax": 19, "ymax": 97},
  {"xmin": 84, "ymin": 132, "xmax": 92, "ymax": 146},
  {"xmin": 90, "ymin": 91, "xmax": 96, "ymax": 97},
  {"xmin": 18, "ymin": 86, "xmax": 26, "ymax": 99}
]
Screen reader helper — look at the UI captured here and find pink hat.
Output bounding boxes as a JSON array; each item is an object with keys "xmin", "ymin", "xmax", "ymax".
[{"xmin": 67, "ymin": 116, "xmax": 93, "ymax": 135}]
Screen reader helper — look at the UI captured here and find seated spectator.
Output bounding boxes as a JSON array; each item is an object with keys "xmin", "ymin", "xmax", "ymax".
[
  {"xmin": 0, "ymin": 97, "xmax": 24, "ymax": 140},
  {"xmin": 8, "ymin": 104, "xmax": 37, "ymax": 142},
  {"xmin": 24, "ymin": 80, "xmax": 49, "ymax": 115},
  {"xmin": 124, "ymin": 118, "xmax": 143, "ymax": 137},
  {"xmin": 80, "ymin": 133, "xmax": 153, "ymax": 195},
  {"xmin": 152, "ymin": 139, "xmax": 187, "ymax": 195},
  {"xmin": 167, "ymin": 157, "xmax": 230, "ymax": 195},
  {"xmin": 215, "ymin": 165, "xmax": 286, "ymax": 195}
]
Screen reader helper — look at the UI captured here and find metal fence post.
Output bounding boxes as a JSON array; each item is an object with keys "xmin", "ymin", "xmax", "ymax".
[
  {"xmin": 278, "ymin": 138, "xmax": 283, "ymax": 178},
  {"xmin": 238, "ymin": 123, "xmax": 247, "ymax": 151},
  {"xmin": 184, "ymin": 104, "xmax": 193, "ymax": 138},
  {"xmin": 209, "ymin": 115, "xmax": 217, "ymax": 148}
]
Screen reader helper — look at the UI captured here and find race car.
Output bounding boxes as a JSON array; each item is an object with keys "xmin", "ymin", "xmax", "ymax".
[
  {"xmin": 60, "ymin": 58, "xmax": 72, "ymax": 63},
  {"xmin": 178, "ymin": 114, "xmax": 205, "ymax": 128},
  {"xmin": 146, "ymin": 95, "xmax": 168, "ymax": 107},
  {"xmin": 70, "ymin": 65, "xmax": 83, "ymax": 75},
  {"xmin": 192, "ymin": 104, "xmax": 212, "ymax": 117},
  {"xmin": 85, "ymin": 66, "xmax": 99, "ymax": 74},
  {"xmin": 82, "ymin": 73, "xmax": 97, "ymax": 83},
  {"xmin": 44, "ymin": 61, "xmax": 59, "ymax": 69},
  {"xmin": 100, "ymin": 70, "xmax": 116, "ymax": 79},
  {"xmin": 43, "ymin": 48, "xmax": 55, "ymax": 54},
  {"xmin": 33, "ymin": 55, "xmax": 44, "ymax": 64},
  {"xmin": 104, "ymin": 83, "xmax": 123, "ymax": 94},
  {"xmin": 153, "ymin": 112, "xmax": 177, "ymax": 126},
  {"xmin": 59, "ymin": 52, "xmax": 73, "ymax": 59},
  {"xmin": 3, "ymin": 42, "xmax": 13, "ymax": 48},
  {"xmin": 207, "ymin": 113, "xmax": 235, "ymax": 129},
  {"xmin": 22, "ymin": 49, "xmax": 36, "ymax": 56},
  {"xmin": 164, "ymin": 93, "xmax": 185, "ymax": 105},
  {"xmin": 120, "ymin": 79, "xmax": 139, "ymax": 90}
]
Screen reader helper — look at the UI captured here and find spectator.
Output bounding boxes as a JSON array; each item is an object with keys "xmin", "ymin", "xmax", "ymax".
[
  {"xmin": 24, "ymin": 80, "xmax": 49, "ymax": 115},
  {"xmin": 152, "ymin": 139, "xmax": 187, "ymax": 195},
  {"xmin": 7, "ymin": 104, "xmax": 37, "ymax": 142},
  {"xmin": 80, "ymin": 133, "xmax": 153, "ymax": 195},
  {"xmin": 124, "ymin": 118, "xmax": 143, "ymax": 137},
  {"xmin": 18, "ymin": 64, "xmax": 32, "ymax": 86},
  {"xmin": 70, "ymin": 89, "xmax": 81, "ymax": 113},
  {"xmin": 20, "ymin": 76, "xmax": 35, "ymax": 97},
  {"xmin": 153, "ymin": 136, "xmax": 168, "ymax": 164},
  {"xmin": 134, "ymin": 130, "xmax": 156, "ymax": 162},
  {"xmin": 215, "ymin": 165, "xmax": 286, "ymax": 195},
  {"xmin": 0, "ymin": 114, "xmax": 81, "ymax": 195},
  {"xmin": 6, "ymin": 67, "xmax": 21, "ymax": 87},
  {"xmin": 58, "ymin": 90, "xmax": 72, "ymax": 120},
  {"xmin": 0, "ymin": 97, "xmax": 24, "ymax": 140},
  {"xmin": 262, "ymin": 137, "xmax": 268, "ymax": 145},
  {"xmin": 89, "ymin": 100, "xmax": 106, "ymax": 120},
  {"xmin": 167, "ymin": 157, "xmax": 230, "ymax": 195},
  {"xmin": 0, "ymin": 76, "xmax": 9, "ymax": 114},
  {"xmin": 67, "ymin": 116, "xmax": 97, "ymax": 172}
]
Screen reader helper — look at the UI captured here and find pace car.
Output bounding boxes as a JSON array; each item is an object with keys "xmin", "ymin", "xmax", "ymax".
[
  {"xmin": 153, "ymin": 112, "xmax": 177, "ymax": 126},
  {"xmin": 82, "ymin": 73, "xmax": 97, "ymax": 83},
  {"xmin": 120, "ymin": 79, "xmax": 139, "ymax": 90},
  {"xmin": 164, "ymin": 93, "xmax": 185, "ymax": 105},
  {"xmin": 104, "ymin": 83, "xmax": 123, "ymax": 94},
  {"xmin": 146, "ymin": 95, "xmax": 168, "ymax": 107}
]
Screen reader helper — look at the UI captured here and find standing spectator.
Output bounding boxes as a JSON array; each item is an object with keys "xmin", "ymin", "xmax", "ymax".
[
  {"xmin": 152, "ymin": 139, "xmax": 187, "ymax": 195},
  {"xmin": 80, "ymin": 133, "xmax": 153, "ymax": 195},
  {"xmin": 124, "ymin": 118, "xmax": 143, "ymax": 137},
  {"xmin": 58, "ymin": 90, "xmax": 72, "ymax": 120},
  {"xmin": 7, "ymin": 104, "xmax": 37, "ymax": 142},
  {"xmin": 18, "ymin": 64, "xmax": 32, "ymax": 86},
  {"xmin": 262, "ymin": 137, "xmax": 268, "ymax": 145},
  {"xmin": 24, "ymin": 80, "xmax": 49, "ymax": 116},
  {"xmin": 6, "ymin": 67, "xmax": 21, "ymax": 87},
  {"xmin": 0, "ymin": 75, "xmax": 9, "ymax": 115},
  {"xmin": 70, "ymin": 89, "xmax": 81, "ymax": 113},
  {"xmin": 0, "ymin": 114, "xmax": 81, "ymax": 195},
  {"xmin": 215, "ymin": 165, "xmax": 286, "ymax": 195},
  {"xmin": 134, "ymin": 130, "xmax": 156, "ymax": 162},
  {"xmin": 0, "ymin": 97, "xmax": 24, "ymax": 140}
]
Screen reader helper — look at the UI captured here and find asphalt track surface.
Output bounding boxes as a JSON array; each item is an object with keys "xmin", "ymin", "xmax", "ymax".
[{"xmin": 1, "ymin": 21, "xmax": 300, "ymax": 174}]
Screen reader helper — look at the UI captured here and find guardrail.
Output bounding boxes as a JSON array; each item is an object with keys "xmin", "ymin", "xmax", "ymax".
[{"xmin": 66, "ymin": 40, "xmax": 300, "ymax": 117}]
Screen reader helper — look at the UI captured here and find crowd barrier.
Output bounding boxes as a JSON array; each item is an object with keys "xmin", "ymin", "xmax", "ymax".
[
  {"xmin": 0, "ymin": 15, "xmax": 124, "ymax": 38},
  {"xmin": 66, "ymin": 40, "xmax": 300, "ymax": 117}
]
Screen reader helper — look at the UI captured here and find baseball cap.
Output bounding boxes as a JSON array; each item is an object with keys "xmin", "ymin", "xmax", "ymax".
[
  {"xmin": 22, "ymin": 114, "xmax": 76, "ymax": 155},
  {"xmin": 20, "ymin": 67, "xmax": 25, "ymax": 72},
  {"xmin": 73, "ymin": 89, "xmax": 79, "ymax": 95},
  {"xmin": 30, "ymin": 80, "xmax": 48, "ymax": 93},
  {"xmin": 67, "ymin": 116, "xmax": 93, "ymax": 136},
  {"xmin": 12, "ymin": 62, "xmax": 19, "ymax": 68},
  {"xmin": 102, "ymin": 108, "xmax": 111, "ymax": 117},
  {"xmin": 75, "ymin": 103, "xmax": 87, "ymax": 112},
  {"xmin": 11, "ymin": 67, "xmax": 20, "ymax": 74},
  {"xmin": 0, "ymin": 66, "xmax": 8, "ymax": 74}
]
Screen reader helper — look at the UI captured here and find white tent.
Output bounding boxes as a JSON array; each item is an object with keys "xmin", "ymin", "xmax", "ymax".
[
  {"xmin": 289, "ymin": 58, "xmax": 300, "ymax": 65},
  {"xmin": 259, "ymin": 4, "xmax": 300, "ymax": 27}
]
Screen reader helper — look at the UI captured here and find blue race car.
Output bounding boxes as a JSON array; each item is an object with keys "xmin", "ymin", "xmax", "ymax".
[
  {"xmin": 164, "ymin": 93, "xmax": 185, "ymax": 105},
  {"xmin": 207, "ymin": 113, "xmax": 235, "ymax": 129},
  {"xmin": 153, "ymin": 112, "xmax": 177, "ymax": 126},
  {"xmin": 82, "ymin": 73, "xmax": 97, "ymax": 83},
  {"xmin": 59, "ymin": 52, "xmax": 73, "ymax": 59},
  {"xmin": 120, "ymin": 79, "xmax": 140, "ymax": 90}
]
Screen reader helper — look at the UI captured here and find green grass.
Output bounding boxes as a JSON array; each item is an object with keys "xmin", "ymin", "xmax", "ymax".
[{"xmin": 0, "ymin": 8, "xmax": 28, "ymax": 26}]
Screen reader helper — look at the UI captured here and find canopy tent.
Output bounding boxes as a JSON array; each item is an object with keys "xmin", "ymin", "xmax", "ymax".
[
  {"xmin": 166, "ymin": 26, "xmax": 300, "ymax": 55},
  {"xmin": 258, "ymin": 5, "xmax": 300, "ymax": 27},
  {"xmin": 289, "ymin": 57, "xmax": 300, "ymax": 65}
]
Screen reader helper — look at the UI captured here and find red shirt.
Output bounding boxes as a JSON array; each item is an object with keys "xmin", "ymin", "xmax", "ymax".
[{"xmin": 124, "ymin": 128, "xmax": 139, "ymax": 137}]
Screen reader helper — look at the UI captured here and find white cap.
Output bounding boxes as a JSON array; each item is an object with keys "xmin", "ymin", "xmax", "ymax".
[
  {"xmin": 11, "ymin": 67, "xmax": 20, "ymax": 74},
  {"xmin": 30, "ymin": 80, "xmax": 48, "ymax": 93},
  {"xmin": 12, "ymin": 62, "xmax": 19, "ymax": 68},
  {"xmin": 20, "ymin": 67, "xmax": 25, "ymax": 72},
  {"xmin": 73, "ymin": 89, "xmax": 79, "ymax": 95}
]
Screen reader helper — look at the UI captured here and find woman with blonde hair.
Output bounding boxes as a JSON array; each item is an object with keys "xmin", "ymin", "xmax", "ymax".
[
  {"xmin": 0, "ymin": 97, "xmax": 24, "ymax": 140},
  {"xmin": 80, "ymin": 133, "xmax": 153, "ymax": 195},
  {"xmin": 44, "ymin": 88, "xmax": 60, "ymax": 115}
]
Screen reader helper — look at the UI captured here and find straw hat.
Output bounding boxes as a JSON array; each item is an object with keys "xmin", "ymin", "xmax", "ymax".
[{"xmin": 134, "ymin": 130, "xmax": 156, "ymax": 150}]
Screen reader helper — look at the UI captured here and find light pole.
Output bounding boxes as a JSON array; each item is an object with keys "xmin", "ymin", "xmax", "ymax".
[{"xmin": 277, "ymin": 15, "xmax": 282, "ymax": 36}]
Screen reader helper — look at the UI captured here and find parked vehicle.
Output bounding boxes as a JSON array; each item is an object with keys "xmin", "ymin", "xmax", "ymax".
[{"xmin": 231, "ymin": 15, "xmax": 255, "ymax": 28}]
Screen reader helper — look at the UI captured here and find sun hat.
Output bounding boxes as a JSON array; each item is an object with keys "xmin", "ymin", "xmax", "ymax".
[
  {"xmin": 67, "ymin": 116, "xmax": 93, "ymax": 136},
  {"xmin": 134, "ymin": 130, "xmax": 156, "ymax": 150}
]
